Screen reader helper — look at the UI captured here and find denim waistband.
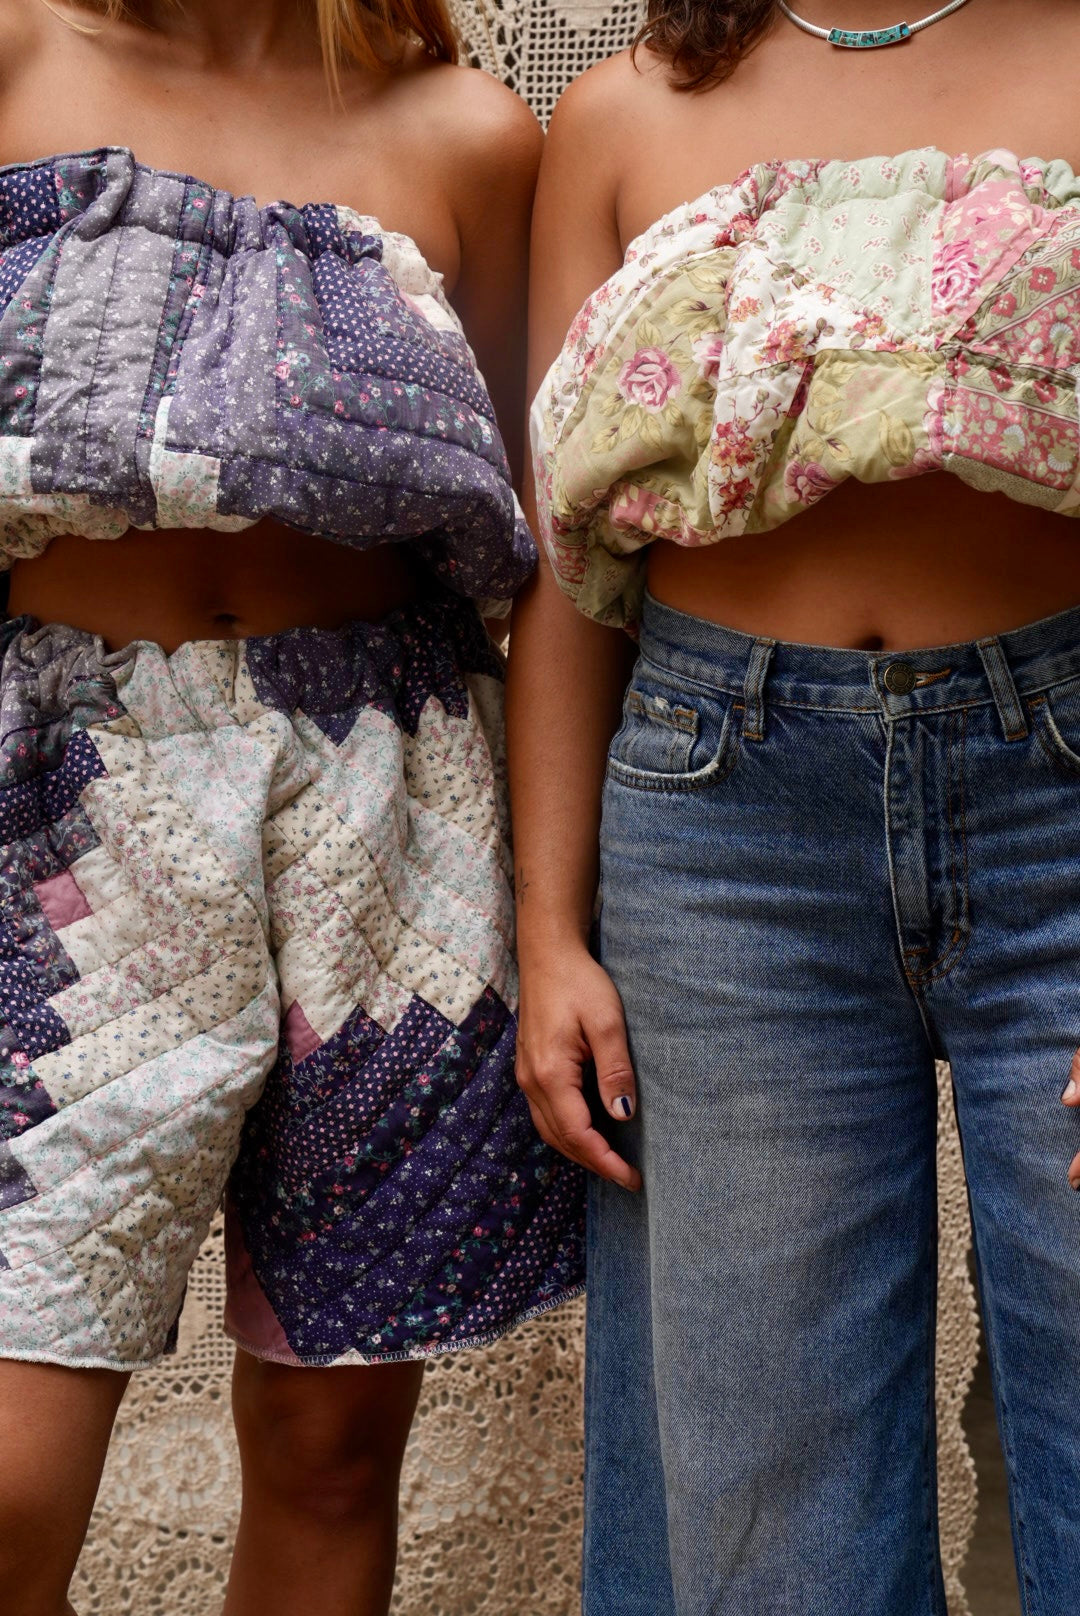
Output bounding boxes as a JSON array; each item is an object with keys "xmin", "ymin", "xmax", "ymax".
[{"xmin": 638, "ymin": 591, "xmax": 1080, "ymax": 737}]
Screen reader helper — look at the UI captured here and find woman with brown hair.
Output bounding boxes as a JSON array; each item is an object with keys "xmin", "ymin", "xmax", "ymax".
[
  {"xmin": 0, "ymin": 2, "xmax": 584, "ymax": 1612},
  {"xmin": 513, "ymin": 0, "xmax": 1080, "ymax": 1609}
]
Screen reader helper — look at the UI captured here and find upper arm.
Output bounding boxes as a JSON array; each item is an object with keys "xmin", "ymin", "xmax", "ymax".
[
  {"xmin": 506, "ymin": 60, "xmax": 638, "ymax": 843},
  {"xmin": 445, "ymin": 74, "xmax": 543, "ymax": 488},
  {"xmin": 524, "ymin": 57, "xmax": 631, "ymax": 525}
]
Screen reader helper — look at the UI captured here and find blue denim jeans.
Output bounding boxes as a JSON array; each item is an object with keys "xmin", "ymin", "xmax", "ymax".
[{"xmin": 586, "ymin": 592, "xmax": 1080, "ymax": 1616}]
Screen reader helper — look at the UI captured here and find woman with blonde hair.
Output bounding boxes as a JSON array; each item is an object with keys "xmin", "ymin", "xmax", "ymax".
[
  {"xmin": 0, "ymin": 2, "xmax": 583, "ymax": 1611},
  {"xmin": 515, "ymin": 0, "xmax": 1080, "ymax": 1609}
]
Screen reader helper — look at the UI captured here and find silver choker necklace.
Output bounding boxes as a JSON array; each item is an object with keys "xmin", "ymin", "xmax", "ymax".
[{"xmin": 778, "ymin": 0, "xmax": 972, "ymax": 48}]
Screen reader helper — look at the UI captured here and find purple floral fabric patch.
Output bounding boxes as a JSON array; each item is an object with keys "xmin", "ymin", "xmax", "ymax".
[{"xmin": 0, "ymin": 148, "xmax": 536, "ymax": 603}]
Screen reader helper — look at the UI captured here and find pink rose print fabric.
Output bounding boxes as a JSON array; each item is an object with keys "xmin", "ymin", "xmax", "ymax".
[
  {"xmin": 532, "ymin": 147, "xmax": 1080, "ymax": 630},
  {"xmin": 618, "ymin": 348, "xmax": 681, "ymax": 412}
]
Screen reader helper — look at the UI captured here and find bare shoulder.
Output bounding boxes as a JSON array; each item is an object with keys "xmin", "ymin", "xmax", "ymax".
[
  {"xmin": 400, "ymin": 58, "xmax": 542, "ymax": 253},
  {"xmin": 548, "ymin": 45, "xmax": 669, "ymax": 152},
  {"xmin": 404, "ymin": 54, "xmax": 542, "ymax": 188},
  {"xmin": 530, "ymin": 52, "xmax": 653, "ymax": 370},
  {"xmin": 540, "ymin": 47, "xmax": 666, "ymax": 227}
]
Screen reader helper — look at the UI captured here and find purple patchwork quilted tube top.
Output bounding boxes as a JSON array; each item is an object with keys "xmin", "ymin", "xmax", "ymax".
[{"xmin": 0, "ymin": 147, "xmax": 535, "ymax": 604}]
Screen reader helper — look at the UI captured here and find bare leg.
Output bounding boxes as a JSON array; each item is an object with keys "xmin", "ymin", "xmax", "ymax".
[
  {"xmin": 226, "ymin": 1351, "xmax": 424, "ymax": 1616},
  {"xmin": 0, "ymin": 1360, "xmax": 129, "ymax": 1616}
]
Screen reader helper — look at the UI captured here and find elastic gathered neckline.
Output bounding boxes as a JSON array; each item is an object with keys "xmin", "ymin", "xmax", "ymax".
[{"xmin": 0, "ymin": 146, "xmax": 436, "ymax": 273}]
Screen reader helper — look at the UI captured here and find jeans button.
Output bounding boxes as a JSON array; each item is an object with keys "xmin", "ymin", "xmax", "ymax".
[{"xmin": 883, "ymin": 661, "xmax": 917, "ymax": 695}]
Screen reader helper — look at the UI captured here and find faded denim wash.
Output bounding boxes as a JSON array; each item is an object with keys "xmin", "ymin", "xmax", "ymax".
[{"xmin": 586, "ymin": 591, "xmax": 1080, "ymax": 1616}]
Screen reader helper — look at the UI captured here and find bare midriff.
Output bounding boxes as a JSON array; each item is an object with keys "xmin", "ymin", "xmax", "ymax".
[
  {"xmin": 647, "ymin": 475, "xmax": 1080, "ymax": 651},
  {"xmin": 6, "ymin": 523, "xmax": 422, "ymax": 652}
]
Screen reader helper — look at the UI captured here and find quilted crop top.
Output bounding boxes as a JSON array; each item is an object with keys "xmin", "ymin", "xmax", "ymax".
[
  {"xmin": 532, "ymin": 147, "xmax": 1080, "ymax": 630},
  {"xmin": 0, "ymin": 147, "xmax": 535, "ymax": 606}
]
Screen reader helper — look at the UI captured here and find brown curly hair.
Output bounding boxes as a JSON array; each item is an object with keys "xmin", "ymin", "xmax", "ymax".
[
  {"xmin": 635, "ymin": 0, "xmax": 780, "ymax": 90},
  {"xmin": 53, "ymin": 0, "xmax": 460, "ymax": 87}
]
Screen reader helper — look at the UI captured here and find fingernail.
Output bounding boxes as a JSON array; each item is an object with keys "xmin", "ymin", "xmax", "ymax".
[
  {"xmin": 613, "ymin": 1095, "xmax": 634, "ymax": 1120},
  {"xmin": 1065, "ymin": 1079, "xmax": 1078, "ymax": 1101},
  {"xmin": 1071, "ymin": 1175, "xmax": 1080, "ymax": 1192}
]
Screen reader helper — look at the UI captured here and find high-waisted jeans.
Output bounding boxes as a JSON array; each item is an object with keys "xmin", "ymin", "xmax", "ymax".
[{"xmin": 586, "ymin": 592, "xmax": 1080, "ymax": 1616}]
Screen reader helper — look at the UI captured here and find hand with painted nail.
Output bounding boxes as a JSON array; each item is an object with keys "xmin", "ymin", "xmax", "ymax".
[
  {"xmin": 1063, "ymin": 1050, "xmax": 1080, "ymax": 1189},
  {"xmin": 515, "ymin": 941, "xmax": 642, "ymax": 1193}
]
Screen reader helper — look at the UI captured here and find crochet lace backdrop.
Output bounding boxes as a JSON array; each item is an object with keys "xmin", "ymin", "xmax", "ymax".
[{"xmin": 72, "ymin": 4, "xmax": 981, "ymax": 1608}]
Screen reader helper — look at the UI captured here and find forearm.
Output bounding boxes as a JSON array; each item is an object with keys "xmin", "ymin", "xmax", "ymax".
[
  {"xmin": 506, "ymin": 558, "xmax": 635, "ymax": 960},
  {"xmin": 504, "ymin": 66, "xmax": 643, "ymax": 1186}
]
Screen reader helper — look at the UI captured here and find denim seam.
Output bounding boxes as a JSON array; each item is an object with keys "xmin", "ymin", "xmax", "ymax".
[
  {"xmin": 757, "ymin": 695, "xmax": 880, "ymax": 715},
  {"xmin": 947, "ymin": 708, "xmax": 971, "ymax": 963},
  {"xmin": 779, "ymin": 688, "xmax": 1058, "ymax": 719},
  {"xmin": 881, "ymin": 697, "xmax": 982, "ymax": 723},
  {"xmin": 639, "ymin": 658, "xmax": 1005, "ymax": 720},
  {"xmin": 966, "ymin": 1201, "xmax": 1039, "ymax": 1616},
  {"xmin": 883, "ymin": 727, "xmax": 946, "ymax": 1044},
  {"xmin": 907, "ymin": 711, "xmax": 972, "ymax": 988},
  {"xmin": 907, "ymin": 938, "xmax": 969, "ymax": 988},
  {"xmin": 923, "ymin": 1174, "xmax": 948, "ymax": 1616},
  {"xmin": 638, "ymin": 657, "xmax": 1080, "ymax": 725},
  {"xmin": 1012, "ymin": 670, "xmax": 1080, "ymax": 705},
  {"xmin": 636, "ymin": 653, "xmax": 880, "ymax": 712}
]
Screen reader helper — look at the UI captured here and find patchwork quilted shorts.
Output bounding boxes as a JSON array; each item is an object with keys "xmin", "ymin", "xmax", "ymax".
[{"xmin": 0, "ymin": 596, "xmax": 584, "ymax": 1369}]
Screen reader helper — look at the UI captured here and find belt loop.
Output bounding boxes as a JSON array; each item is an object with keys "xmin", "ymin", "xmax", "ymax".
[
  {"xmin": 977, "ymin": 637, "xmax": 1028, "ymax": 741},
  {"xmin": 742, "ymin": 638, "xmax": 776, "ymax": 742}
]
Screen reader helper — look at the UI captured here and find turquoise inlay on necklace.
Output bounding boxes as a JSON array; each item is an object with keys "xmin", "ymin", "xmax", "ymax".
[
  {"xmin": 779, "ymin": 0, "xmax": 972, "ymax": 47},
  {"xmin": 828, "ymin": 23, "xmax": 912, "ymax": 45}
]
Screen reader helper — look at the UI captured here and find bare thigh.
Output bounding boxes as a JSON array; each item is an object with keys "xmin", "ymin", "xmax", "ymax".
[{"xmin": 0, "ymin": 1360, "xmax": 129, "ymax": 1616}]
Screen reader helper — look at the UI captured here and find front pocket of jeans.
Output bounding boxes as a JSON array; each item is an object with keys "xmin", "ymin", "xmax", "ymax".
[
  {"xmin": 1032, "ymin": 681, "xmax": 1080, "ymax": 776},
  {"xmin": 606, "ymin": 681, "xmax": 736, "ymax": 793}
]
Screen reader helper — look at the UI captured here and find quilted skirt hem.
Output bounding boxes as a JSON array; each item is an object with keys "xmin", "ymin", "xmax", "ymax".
[
  {"xmin": 226, "ymin": 1281, "xmax": 587, "ymax": 1369},
  {"xmin": 0, "ymin": 1343, "xmax": 170, "ymax": 1374}
]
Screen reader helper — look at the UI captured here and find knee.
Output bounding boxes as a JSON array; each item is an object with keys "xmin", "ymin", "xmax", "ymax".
[
  {"xmin": 233, "ymin": 1358, "xmax": 422, "ymax": 1524},
  {"xmin": 0, "ymin": 1505, "xmax": 67, "ymax": 1613}
]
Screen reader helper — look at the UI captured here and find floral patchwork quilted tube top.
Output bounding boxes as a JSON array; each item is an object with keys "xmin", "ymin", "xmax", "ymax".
[
  {"xmin": 531, "ymin": 147, "xmax": 1080, "ymax": 631},
  {"xmin": 0, "ymin": 147, "xmax": 535, "ymax": 605}
]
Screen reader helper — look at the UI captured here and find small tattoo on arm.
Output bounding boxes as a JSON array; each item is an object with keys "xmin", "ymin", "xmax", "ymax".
[{"xmin": 517, "ymin": 865, "xmax": 530, "ymax": 904}]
